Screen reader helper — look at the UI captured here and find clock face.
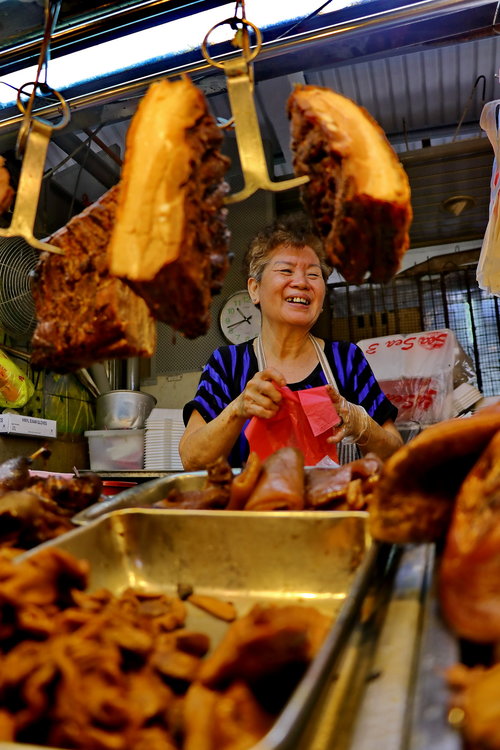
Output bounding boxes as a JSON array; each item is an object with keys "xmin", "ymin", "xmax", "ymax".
[{"xmin": 219, "ymin": 290, "xmax": 262, "ymax": 344}]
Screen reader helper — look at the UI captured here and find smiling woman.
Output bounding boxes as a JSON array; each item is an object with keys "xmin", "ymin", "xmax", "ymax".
[{"xmin": 179, "ymin": 213, "xmax": 403, "ymax": 470}]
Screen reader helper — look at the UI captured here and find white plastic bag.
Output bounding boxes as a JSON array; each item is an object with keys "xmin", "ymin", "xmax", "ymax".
[
  {"xmin": 477, "ymin": 101, "xmax": 500, "ymax": 296},
  {"xmin": 357, "ymin": 329, "xmax": 456, "ymax": 425}
]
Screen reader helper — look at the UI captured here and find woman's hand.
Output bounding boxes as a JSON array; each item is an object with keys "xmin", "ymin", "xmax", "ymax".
[
  {"xmin": 326, "ymin": 385, "xmax": 403, "ymax": 459},
  {"xmin": 233, "ymin": 367, "xmax": 286, "ymax": 420},
  {"xmin": 326, "ymin": 386, "xmax": 370, "ymax": 445}
]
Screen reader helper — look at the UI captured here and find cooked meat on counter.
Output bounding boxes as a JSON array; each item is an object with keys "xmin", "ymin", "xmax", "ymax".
[
  {"xmin": 369, "ymin": 405, "xmax": 500, "ymax": 544},
  {"xmin": 439, "ymin": 428, "xmax": 500, "ymax": 643},
  {"xmin": 287, "ymin": 85, "xmax": 412, "ymax": 284},
  {"xmin": 107, "ymin": 76, "xmax": 231, "ymax": 339},
  {"xmin": 0, "ymin": 457, "xmax": 103, "ymax": 550},
  {"xmin": 155, "ymin": 456, "xmax": 233, "ymax": 510},
  {"xmin": 31, "ymin": 185, "xmax": 157, "ymax": 372},
  {"xmin": 244, "ymin": 447, "xmax": 305, "ymax": 511},
  {"xmin": 0, "ymin": 547, "xmax": 332, "ymax": 750},
  {"xmin": 306, "ymin": 453, "xmax": 383, "ymax": 511},
  {"xmin": 156, "ymin": 448, "xmax": 382, "ymax": 513},
  {"xmin": 0, "ymin": 155, "xmax": 14, "ymax": 214}
]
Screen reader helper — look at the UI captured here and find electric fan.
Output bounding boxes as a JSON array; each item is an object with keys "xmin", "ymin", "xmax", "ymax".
[{"xmin": 0, "ymin": 236, "xmax": 39, "ymax": 340}]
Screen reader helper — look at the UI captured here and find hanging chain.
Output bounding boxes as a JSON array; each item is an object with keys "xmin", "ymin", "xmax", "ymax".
[{"xmin": 16, "ymin": 0, "xmax": 64, "ymax": 157}]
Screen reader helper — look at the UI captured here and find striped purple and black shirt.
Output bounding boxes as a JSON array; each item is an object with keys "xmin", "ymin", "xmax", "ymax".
[{"xmin": 183, "ymin": 339, "xmax": 397, "ymax": 467}]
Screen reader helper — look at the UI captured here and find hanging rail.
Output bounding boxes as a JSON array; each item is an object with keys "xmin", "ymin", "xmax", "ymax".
[{"xmin": 0, "ymin": 0, "xmax": 491, "ymax": 137}]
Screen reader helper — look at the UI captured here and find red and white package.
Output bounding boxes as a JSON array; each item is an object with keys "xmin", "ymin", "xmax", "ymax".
[{"xmin": 357, "ymin": 329, "xmax": 456, "ymax": 425}]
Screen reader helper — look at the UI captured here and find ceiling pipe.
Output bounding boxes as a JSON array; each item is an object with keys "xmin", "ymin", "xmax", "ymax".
[{"xmin": 0, "ymin": 0, "xmax": 494, "ymax": 138}]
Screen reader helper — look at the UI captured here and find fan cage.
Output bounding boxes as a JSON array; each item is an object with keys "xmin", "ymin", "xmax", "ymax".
[{"xmin": 0, "ymin": 236, "xmax": 39, "ymax": 339}]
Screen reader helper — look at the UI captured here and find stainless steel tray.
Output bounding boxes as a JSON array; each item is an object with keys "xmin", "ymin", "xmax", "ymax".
[
  {"xmin": 15, "ymin": 508, "xmax": 384, "ymax": 750},
  {"xmin": 72, "ymin": 471, "xmax": 217, "ymax": 525}
]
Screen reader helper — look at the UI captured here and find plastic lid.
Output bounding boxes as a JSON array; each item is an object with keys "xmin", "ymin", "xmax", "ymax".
[{"xmin": 84, "ymin": 429, "xmax": 145, "ymax": 436}]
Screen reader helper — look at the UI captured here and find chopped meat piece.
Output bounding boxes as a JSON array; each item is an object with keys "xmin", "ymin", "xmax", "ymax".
[
  {"xmin": 305, "ymin": 453, "xmax": 382, "ymax": 510},
  {"xmin": 198, "ymin": 603, "xmax": 331, "ymax": 688},
  {"xmin": 244, "ymin": 447, "xmax": 305, "ymax": 511},
  {"xmin": 0, "ymin": 456, "xmax": 32, "ymax": 492},
  {"xmin": 187, "ymin": 594, "xmax": 237, "ymax": 622},
  {"xmin": 288, "ymin": 85, "xmax": 412, "ymax": 284},
  {"xmin": 155, "ymin": 456, "xmax": 233, "ymax": 510},
  {"xmin": 31, "ymin": 185, "xmax": 157, "ymax": 372},
  {"xmin": 183, "ymin": 681, "xmax": 274, "ymax": 750},
  {"xmin": 227, "ymin": 453, "xmax": 262, "ymax": 510}
]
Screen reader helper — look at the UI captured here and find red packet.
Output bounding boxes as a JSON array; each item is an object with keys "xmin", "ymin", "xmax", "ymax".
[{"xmin": 244, "ymin": 385, "xmax": 340, "ymax": 465}]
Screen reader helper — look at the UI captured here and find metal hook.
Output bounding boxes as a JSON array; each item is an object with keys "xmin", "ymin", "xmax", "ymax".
[{"xmin": 202, "ymin": 16, "xmax": 309, "ymax": 204}]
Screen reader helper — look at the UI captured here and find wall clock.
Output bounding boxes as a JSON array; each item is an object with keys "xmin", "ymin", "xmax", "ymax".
[{"xmin": 219, "ymin": 290, "xmax": 262, "ymax": 344}]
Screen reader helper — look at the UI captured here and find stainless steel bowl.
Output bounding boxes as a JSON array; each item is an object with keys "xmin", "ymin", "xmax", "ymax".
[{"xmin": 95, "ymin": 389, "xmax": 157, "ymax": 430}]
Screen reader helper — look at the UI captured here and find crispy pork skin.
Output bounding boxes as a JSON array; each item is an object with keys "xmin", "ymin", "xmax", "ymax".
[
  {"xmin": 288, "ymin": 85, "xmax": 412, "ymax": 284},
  {"xmin": 369, "ymin": 405, "xmax": 500, "ymax": 544},
  {"xmin": 31, "ymin": 186, "xmax": 156, "ymax": 371},
  {"xmin": 107, "ymin": 77, "xmax": 231, "ymax": 338},
  {"xmin": 439, "ymin": 429, "xmax": 500, "ymax": 642}
]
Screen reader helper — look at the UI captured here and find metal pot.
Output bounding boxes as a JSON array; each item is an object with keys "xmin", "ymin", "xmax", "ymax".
[{"xmin": 95, "ymin": 389, "xmax": 157, "ymax": 430}]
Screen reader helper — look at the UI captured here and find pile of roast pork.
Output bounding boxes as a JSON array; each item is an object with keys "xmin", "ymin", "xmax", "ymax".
[{"xmin": 0, "ymin": 546, "xmax": 331, "ymax": 749}]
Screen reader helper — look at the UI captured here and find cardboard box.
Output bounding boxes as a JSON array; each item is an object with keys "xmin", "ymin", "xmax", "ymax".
[{"xmin": 0, "ymin": 414, "xmax": 57, "ymax": 438}]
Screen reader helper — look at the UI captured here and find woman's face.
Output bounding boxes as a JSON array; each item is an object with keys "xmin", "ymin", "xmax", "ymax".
[{"xmin": 248, "ymin": 244, "xmax": 326, "ymax": 330}]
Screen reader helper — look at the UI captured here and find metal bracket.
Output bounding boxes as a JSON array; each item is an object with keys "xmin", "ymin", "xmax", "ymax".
[
  {"xmin": 201, "ymin": 14, "xmax": 309, "ymax": 205},
  {"xmin": 223, "ymin": 57, "xmax": 309, "ymax": 204},
  {"xmin": 0, "ymin": 85, "xmax": 69, "ymax": 255}
]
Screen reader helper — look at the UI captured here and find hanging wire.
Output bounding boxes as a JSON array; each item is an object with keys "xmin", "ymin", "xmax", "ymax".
[
  {"xmin": 452, "ymin": 74, "xmax": 486, "ymax": 142},
  {"xmin": 274, "ymin": 0, "xmax": 336, "ymax": 40},
  {"xmin": 66, "ymin": 124, "xmax": 104, "ymax": 221},
  {"xmin": 15, "ymin": 0, "xmax": 63, "ymax": 158}
]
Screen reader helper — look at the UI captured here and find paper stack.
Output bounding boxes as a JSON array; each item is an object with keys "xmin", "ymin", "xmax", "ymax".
[
  {"xmin": 452, "ymin": 383, "xmax": 483, "ymax": 416},
  {"xmin": 144, "ymin": 408, "xmax": 184, "ymax": 471}
]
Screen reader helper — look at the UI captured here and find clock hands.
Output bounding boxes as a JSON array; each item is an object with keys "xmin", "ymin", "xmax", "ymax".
[{"xmin": 227, "ymin": 308, "xmax": 254, "ymax": 329}]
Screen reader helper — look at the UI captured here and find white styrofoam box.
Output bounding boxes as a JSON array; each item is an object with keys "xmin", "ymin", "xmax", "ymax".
[
  {"xmin": 84, "ymin": 429, "xmax": 145, "ymax": 471},
  {"xmin": 0, "ymin": 414, "xmax": 57, "ymax": 438}
]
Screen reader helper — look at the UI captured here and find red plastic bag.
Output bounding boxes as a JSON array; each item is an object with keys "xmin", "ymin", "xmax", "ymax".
[{"xmin": 244, "ymin": 385, "xmax": 340, "ymax": 466}]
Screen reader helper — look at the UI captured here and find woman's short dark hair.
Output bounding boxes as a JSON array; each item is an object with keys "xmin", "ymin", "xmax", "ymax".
[{"xmin": 243, "ymin": 213, "xmax": 332, "ymax": 282}]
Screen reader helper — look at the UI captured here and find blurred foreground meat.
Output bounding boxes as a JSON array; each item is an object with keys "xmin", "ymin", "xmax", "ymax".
[
  {"xmin": 369, "ymin": 405, "xmax": 500, "ymax": 544},
  {"xmin": 31, "ymin": 186, "xmax": 157, "ymax": 372},
  {"xmin": 0, "ymin": 547, "xmax": 331, "ymax": 750},
  {"xmin": 107, "ymin": 76, "xmax": 231, "ymax": 339},
  {"xmin": 446, "ymin": 662, "xmax": 500, "ymax": 750},
  {"xmin": 439, "ymin": 429, "xmax": 500, "ymax": 642},
  {"xmin": 0, "ymin": 455, "xmax": 102, "ymax": 550},
  {"xmin": 288, "ymin": 85, "xmax": 412, "ymax": 284}
]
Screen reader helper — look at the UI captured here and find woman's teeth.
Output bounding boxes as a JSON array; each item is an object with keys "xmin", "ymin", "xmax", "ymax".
[{"xmin": 286, "ymin": 297, "xmax": 310, "ymax": 305}]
